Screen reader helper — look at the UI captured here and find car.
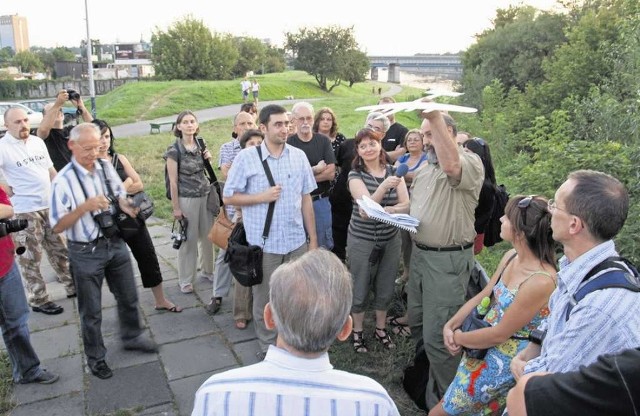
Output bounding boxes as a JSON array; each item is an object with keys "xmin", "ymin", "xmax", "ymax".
[
  {"xmin": 19, "ymin": 99, "xmax": 79, "ymax": 125},
  {"xmin": 0, "ymin": 102, "xmax": 44, "ymax": 138}
]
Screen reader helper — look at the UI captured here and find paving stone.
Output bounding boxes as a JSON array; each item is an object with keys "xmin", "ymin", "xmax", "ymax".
[
  {"xmin": 159, "ymin": 335, "xmax": 236, "ymax": 380},
  {"xmin": 148, "ymin": 289, "xmax": 207, "ymax": 321},
  {"xmin": 86, "ymin": 361, "xmax": 172, "ymax": 415},
  {"xmin": 13, "ymin": 354, "xmax": 84, "ymax": 406},
  {"xmin": 29, "ymin": 324, "xmax": 81, "ymax": 361},
  {"xmin": 169, "ymin": 371, "xmax": 226, "ymax": 416},
  {"xmin": 103, "ymin": 330, "xmax": 159, "ymax": 370},
  {"xmin": 211, "ymin": 312, "xmax": 257, "ymax": 344},
  {"xmin": 27, "ymin": 297, "xmax": 78, "ymax": 333},
  {"xmin": 9, "ymin": 391, "xmax": 84, "ymax": 416},
  {"xmin": 137, "ymin": 402, "xmax": 178, "ymax": 416},
  {"xmin": 232, "ymin": 339, "xmax": 264, "ymax": 366}
]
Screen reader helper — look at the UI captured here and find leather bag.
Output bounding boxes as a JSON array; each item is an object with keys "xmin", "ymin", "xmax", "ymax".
[{"xmin": 208, "ymin": 210, "xmax": 234, "ymax": 249}]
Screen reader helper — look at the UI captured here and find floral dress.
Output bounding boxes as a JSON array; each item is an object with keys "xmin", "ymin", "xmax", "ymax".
[{"xmin": 441, "ymin": 271, "xmax": 553, "ymax": 416}]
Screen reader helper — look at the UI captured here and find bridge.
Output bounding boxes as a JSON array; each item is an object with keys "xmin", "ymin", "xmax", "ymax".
[{"xmin": 368, "ymin": 54, "xmax": 462, "ymax": 82}]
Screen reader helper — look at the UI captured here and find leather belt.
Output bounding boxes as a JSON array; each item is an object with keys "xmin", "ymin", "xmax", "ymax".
[
  {"xmin": 414, "ymin": 242, "xmax": 473, "ymax": 252},
  {"xmin": 311, "ymin": 192, "xmax": 329, "ymax": 202}
]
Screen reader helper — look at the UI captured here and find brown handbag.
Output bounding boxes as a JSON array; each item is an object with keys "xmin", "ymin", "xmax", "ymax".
[{"xmin": 208, "ymin": 209, "xmax": 234, "ymax": 249}]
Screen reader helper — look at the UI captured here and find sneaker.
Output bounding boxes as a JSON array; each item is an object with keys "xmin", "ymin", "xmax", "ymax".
[
  {"xmin": 31, "ymin": 302, "xmax": 64, "ymax": 315},
  {"xmin": 20, "ymin": 369, "xmax": 59, "ymax": 384},
  {"xmin": 204, "ymin": 297, "xmax": 222, "ymax": 315},
  {"xmin": 90, "ymin": 360, "xmax": 113, "ymax": 379},
  {"xmin": 199, "ymin": 272, "xmax": 214, "ymax": 282},
  {"xmin": 123, "ymin": 336, "xmax": 158, "ymax": 353}
]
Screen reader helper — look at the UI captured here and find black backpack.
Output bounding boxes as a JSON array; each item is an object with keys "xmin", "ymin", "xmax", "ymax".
[
  {"xmin": 402, "ymin": 338, "xmax": 430, "ymax": 411},
  {"xmin": 483, "ymin": 184, "xmax": 509, "ymax": 247},
  {"xmin": 164, "ymin": 142, "xmax": 180, "ymax": 200}
]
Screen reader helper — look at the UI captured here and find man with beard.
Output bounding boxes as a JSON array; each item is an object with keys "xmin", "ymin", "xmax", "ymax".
[
  {"xmin": 0, "ymin": 108, "xmax": 75, "ymax": 315},
  {"xmin": 407, "ymin": 111, "xmax": 484, "ymax": 409}
]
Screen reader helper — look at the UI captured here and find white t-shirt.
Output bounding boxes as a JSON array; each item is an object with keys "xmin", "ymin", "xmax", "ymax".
[
  {"xmin": 241, "ymin": 80, "xmax": 251, "ymax": 92},
  {"xmin": 252, "ymin": 82, "xmax": 260, "ymax": 92},
  {"xmin": 0, "ymin": 133, "xmax": 54, "ymax": 213}
]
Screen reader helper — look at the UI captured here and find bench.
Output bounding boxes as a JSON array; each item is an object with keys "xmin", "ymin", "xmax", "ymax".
[{"xmin": 150, "ymin": 121, "xmax": 176, "ymax": 134}]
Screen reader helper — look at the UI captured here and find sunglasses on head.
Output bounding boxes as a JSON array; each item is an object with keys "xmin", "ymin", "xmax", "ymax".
[{"xmin": 517, "ymin": 195, "xmax": 537, "ymax": 225}]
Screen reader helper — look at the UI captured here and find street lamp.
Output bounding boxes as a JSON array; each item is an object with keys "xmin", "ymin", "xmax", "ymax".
[{"xmin": 84, "ymin": 0, "xmax": 96, "ymax": 117}]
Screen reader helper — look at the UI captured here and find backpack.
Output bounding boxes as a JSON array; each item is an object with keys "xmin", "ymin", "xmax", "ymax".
[
  {"xmin": 165, "ymin": 142, "xmax": 180, "ymax": 200},
  {"xmin": 483, "ymin": 184, "xmax": 509, "ymax": 247},
  {"xmin": 402, "ymin": 338, "xmax": 430, "ymax": 411},
  {"xmin": 565, "ymin": 256, "xmax": 640, "ymax": 321}
]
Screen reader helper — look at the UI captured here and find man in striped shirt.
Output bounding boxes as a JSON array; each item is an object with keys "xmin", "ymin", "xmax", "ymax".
[
  {"xmin": 510, "ymin": 170, "xmax": 640, "ymax": 379},
  {"xmin": 192, "ymin": 249, "xmax": 400, "ymax": 416}
]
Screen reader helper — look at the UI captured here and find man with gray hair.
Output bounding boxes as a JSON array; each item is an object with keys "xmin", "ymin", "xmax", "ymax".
[
  {"xmin": 288, "ymin": 101, "xmax": 336, "ymax": 250},
  {"xmin": 192, "ymin": 249, "xmax": 400, "ymax": 416}
]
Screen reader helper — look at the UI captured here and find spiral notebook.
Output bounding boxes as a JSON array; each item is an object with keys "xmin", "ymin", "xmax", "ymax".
[{"xmin": 356, "ymin": 195, "xmax": 420, "ymax": 233}]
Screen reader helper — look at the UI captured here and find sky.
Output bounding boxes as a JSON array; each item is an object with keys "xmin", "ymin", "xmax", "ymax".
[{"xmin": 2, "ymin": 0, "xmax": 562, "ymax": 56}]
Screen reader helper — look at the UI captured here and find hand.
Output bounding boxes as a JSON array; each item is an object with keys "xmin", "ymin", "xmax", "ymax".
[
  {"xmin": 511, "ymin": 352, "xmax": 528, "ymax": 381},
  {"xmin": 382, "ymin": 175, "xmax": 402, "ymax": 190},
  {"xmin": 83, "ymin": 195, "xmax": 110, "ymax": 213},
  {"xmin": 358, "ymin": 207, "xmax": 369, "ymax": 219},
  {"xmin": 443, "ymin": 326, "xmax": 462, "ymax": 356},
  {"xmin": 202, "ymin": 149, "xmax": 212, "ymax": 161},
  {"xmin": 172, "ymin": 209, "xmax": 184, "ymax": 220},
  {"xmin": 384, "ymin": 206, "xmax": 395, "ymax": 214},
  {"xmin": 313, "ymin": 160, "xmax": 327, "ymax": 173},
  {"xmin": 118, "ymin": 197, "xmax": 139, "ymax": 218},
  {"xmin": 55, "ymin": 90, "xmax": 68, "ymax": 106},
  {"xmin": 261, "ymin": 185, "xmax": 282, "ymax": 203}
]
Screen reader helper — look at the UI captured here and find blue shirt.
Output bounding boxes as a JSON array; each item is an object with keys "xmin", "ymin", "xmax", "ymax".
[
  {"xmin": 525, "ymin": 240, "xmax": 640, "ymax": 374},
  {"xmin": 49, "ymin": 158, "xmax": 126, "ymax": 243},
  {"xmin": 223, "ymin": 142, "xmax": 316, "ymax": 255},
  {"xmin": 192, "ymin": 345, "xmax": 400, "ymax": 416},
  {"xmin": 219, "ymin": 138, "xmax": 242, "ymax": 218}
]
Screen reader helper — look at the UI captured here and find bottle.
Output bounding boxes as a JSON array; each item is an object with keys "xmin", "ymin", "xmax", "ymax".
[{"xmin": 476, "ymin": 296, "xmax": 491, "ymax": 317}]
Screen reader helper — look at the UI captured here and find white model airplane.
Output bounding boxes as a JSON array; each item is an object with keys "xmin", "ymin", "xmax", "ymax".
[{"xmin": 355, "ymin": 90, "xmax": 476, "ymax": 115}]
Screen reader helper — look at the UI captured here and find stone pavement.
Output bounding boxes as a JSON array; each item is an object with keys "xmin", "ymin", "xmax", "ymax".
[{"xmin": 6, "ymin": 217, "xmax": 260, "ymax": 416}]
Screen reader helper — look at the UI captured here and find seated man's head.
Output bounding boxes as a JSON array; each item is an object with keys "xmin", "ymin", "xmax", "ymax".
[{"xmin": 265, "ymin": 250, "xmax": 353, "ymax": 355}]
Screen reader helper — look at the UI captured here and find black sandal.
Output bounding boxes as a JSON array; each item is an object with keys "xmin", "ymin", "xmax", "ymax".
[
  {"xmin": 388, "ymin": 317, "xmax": 411, "ymax": 337},
  {"xmin": 374, "ymin": 327, "xmax": 396, "ymax": 349},
  {"xmin": 352, "ymin": 330, "xmax": 368, "ymax": 353}
]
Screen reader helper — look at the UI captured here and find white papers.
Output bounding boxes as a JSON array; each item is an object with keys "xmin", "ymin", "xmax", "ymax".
[{"xmin": 356, "ymin": 195, "xmax": 420, "ymax": 233}]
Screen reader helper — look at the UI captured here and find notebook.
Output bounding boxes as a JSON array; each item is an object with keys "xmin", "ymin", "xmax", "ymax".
[{"xmin": 356, "ymin": 195, "xmax": 420, "ymax": 233}]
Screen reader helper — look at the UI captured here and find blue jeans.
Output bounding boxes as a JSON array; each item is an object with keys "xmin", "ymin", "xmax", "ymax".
[
  {"xmin": 313, "ymin": 197, "xmax": 334, "ymax": 250},
  {"xmin": 68, "ymin": 236, "xmax": 143, "ymax": 366},
  {"xmin": 0, "ymin": 261, "xmax": 43, "ymax": 382}
]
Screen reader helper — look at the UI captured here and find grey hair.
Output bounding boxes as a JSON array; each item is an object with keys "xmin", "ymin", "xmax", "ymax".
[
  {"xmin": 365, "ymin": 111, "xmax": 391, "ymax": 133},
  {"xmin": 269, "ymin": 249, "xmax": 353, "ymax": 353},
  {"xmin": 442, "ymin": 113, "xmax": 458, "ymax": 137},
  {"xmin": 69, "ymin": 122, "xmax": 101, "ymax": 142},
  {"xmin": 291, "ymin": 101, "xmax": 314, "ymax": 117}
]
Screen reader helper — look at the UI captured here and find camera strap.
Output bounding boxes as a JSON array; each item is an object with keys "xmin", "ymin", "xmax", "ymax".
[
  {"xmin": 256, "ymin": 146, "xmax": 276, "ymax": 247},
  {"xmin": 195, "ymin": 137, "xmax": 223, "ymax": 206},
  {"xmin": 70, "ymin": 161, "xmax": 108, "ymax": 239}
]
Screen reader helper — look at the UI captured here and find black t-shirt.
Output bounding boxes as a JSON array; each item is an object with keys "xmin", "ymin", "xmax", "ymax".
[
  {"xmin": 45, "ymin": 127, "xmax": 73, "ymax": 171},
  {"xmin": 524, "ymin": 347, "xmax": 640, "ymax": 416},
  {"xmin": 287, "ymin": 133, "xmax": 336, "ymax": 196},
  {"xmin": 381, "ymin": 122, "xmax": 409, "ymax": 152},
  {"xmin": 475, "ymin": 180, "xmax": 496, "ymax": 234},
  {"xmin": 330, "ymin": 139, "xmax": 356, "ymax": 213}
]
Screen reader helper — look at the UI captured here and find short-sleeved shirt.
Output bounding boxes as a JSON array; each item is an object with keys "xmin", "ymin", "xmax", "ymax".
[
  {"xmin": 524, "ymin": 347, "xmax": 640, "ymax": 416},
  {"xmin": 0, "ymin": 133, "xmax": 54, "ymax": 213},
  {"xmin": 218, "ymin": 138, "xmax": 241, "ymax": 169},
  {"xmin": 164, "ymin": 139, "xmax": 209, "ymax": 198},
  {"xmin": 381, "ymin": 122, "xmax": 409, "ymax": 152},
  {"xmin": 287, "ymin": 133, "xmax": 336, "ymax": 196},
  {"xmin": 44, "ymin": 127, "xmax": 73, "ymax": 171},
  {"xmin": 410, "ymin": 148, "xmax": 483, "ymax": 246},
  {"xmin": 347, "ymin": 166, "xmax": 399, "ymax": 242},
  {"xmin": 223, "ymin": 142, "xmax": 316, "ymax": 255}
]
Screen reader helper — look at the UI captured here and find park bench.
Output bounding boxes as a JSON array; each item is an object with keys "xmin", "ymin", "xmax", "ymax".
[{"xmin": 150, "ymin": 121, "xmax": 176, "ymax": 134}]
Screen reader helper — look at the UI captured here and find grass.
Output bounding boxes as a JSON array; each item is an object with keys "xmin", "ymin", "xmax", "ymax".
[{"xmin": 0, "ymin": 352, "xmax": 16, "ymax": 415}]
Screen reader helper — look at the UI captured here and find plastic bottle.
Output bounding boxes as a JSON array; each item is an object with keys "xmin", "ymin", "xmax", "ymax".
[{"xmin": 476, "ymin": 296, "xmax": 491, "ymax": 317}]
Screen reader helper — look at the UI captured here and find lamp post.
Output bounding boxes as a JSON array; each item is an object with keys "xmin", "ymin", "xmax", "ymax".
[{"xmin": 84, "ymin": 0, "xmax": 96, "ymax": 117}]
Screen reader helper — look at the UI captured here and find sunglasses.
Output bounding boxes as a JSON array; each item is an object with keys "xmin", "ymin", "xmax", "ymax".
[{"xmin": 517, "ymin": 195, "xmax": 536, "ymax": 225}]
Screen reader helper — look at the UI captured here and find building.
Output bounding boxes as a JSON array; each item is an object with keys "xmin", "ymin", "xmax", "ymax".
[{"xmin": 0, "ymin": 14, "xmax": 30, "ymax": 52}]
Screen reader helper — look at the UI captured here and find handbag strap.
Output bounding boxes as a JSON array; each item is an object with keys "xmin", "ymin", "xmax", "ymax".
[
  {"xmin": 195, "ymin": 136, "xmax": 224, "ymax": 206},
  {"xmin": 97, "ymin": 159, "xmax": 117, "ymax": 201},
  {"xmin": 256, "ymin": 146, "xmax": 276, "ymax": 244},
  {"xmin": 488, "ymin": 252, "xmax": 518, "ymax": 301}
]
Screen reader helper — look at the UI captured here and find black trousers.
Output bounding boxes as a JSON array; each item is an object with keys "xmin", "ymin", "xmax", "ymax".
[{"xmin": 123, "ymin": 220, "xmax": 163, "ymax": 288}]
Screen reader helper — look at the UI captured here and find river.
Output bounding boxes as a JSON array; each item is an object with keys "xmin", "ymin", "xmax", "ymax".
[{"xmin": 373, "ymin": 69, "xmax": 457, "ymax": 93}]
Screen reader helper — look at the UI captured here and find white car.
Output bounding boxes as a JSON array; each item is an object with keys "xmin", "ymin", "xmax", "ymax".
[{"xmin": 0, "ymin": 102, "xmax": 44, "ymax": 138}]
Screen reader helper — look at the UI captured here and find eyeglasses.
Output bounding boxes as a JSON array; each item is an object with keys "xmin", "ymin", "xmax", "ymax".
[
  {"xmin": 547, "ymin": 198, "xmax": 567, "ymax": 214},
  {"xmin": 296, "ymin": 116, "xmax": 313, "ymax": 123},
  {"xmin": 366, "ymin": 124, "xmax": 383, "ymax": 132},
  {"xmin": 406, "ymin": 136, "xmax": 423, "ymax": 143},
  {"xmin": 517, "ymin": 195, "xmax": 536, "ymax": 225}
]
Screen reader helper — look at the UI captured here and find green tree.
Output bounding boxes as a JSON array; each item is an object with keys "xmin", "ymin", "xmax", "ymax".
[
  {"xmin": 233, "ymin": 37, "xmax": 266, "ymax": 77},
  {"xmin": 285, "ymin": 25, "xmax": 363, "ymax": 92},
  {"xmin": 263, "ymin": 47, "xmax": 286, "ymax": 73},
  {"xmin": 342, "ymin": 49, "xmax": 370, "ymax": 87},
  {"xmin": 12, "ymin": 50, "xmax": 44, "ymax": 73},
  {"xmin": 0, "ymin": 47, "xmax": 15, "ymax": 65},
  {"xmin": 151, "ymin": 16, "xmax": 238, "ymax": 80}
]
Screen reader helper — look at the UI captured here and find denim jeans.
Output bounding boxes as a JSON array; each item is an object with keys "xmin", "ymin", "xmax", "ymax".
[
  {"xmin": 313, "ymin": 197, "xmax": 334, "ymax": 250},
  {"xmin": 68, "ymin": 236, "xmax": 143, "ymax": 367},
  {"xmin": 0, "ymin": 261, "xmax": 43, "ymax": 382}
]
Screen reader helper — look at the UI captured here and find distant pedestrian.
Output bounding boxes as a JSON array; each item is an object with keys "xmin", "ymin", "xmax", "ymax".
[
  {"xmin": 378, "ymin": 87, "xmax": 382, "ymax": 95},
  {"xmin": 241, "ymin": 78, "xmax": 251, "ymax": 103},
  {"xmin": 251, "ymin": 79, "xmax": 260, "ymax": 106}
]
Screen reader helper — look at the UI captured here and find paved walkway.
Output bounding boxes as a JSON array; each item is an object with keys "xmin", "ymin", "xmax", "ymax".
[{"xmin": 6, "ymin": 217, "xmax": 257, "ymax": 416}]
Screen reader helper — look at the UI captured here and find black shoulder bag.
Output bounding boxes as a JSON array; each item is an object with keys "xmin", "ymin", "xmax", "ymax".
[
  {"xmin": 98, "ymin": 159, "xmax": 140, "ymax": 240},
  {"xmin": 224, "ymin": 146, "xmax": 276, "ymax": 287}
]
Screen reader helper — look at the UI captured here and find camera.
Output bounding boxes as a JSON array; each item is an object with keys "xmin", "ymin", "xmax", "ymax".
[
  {"xmin": 529, "ymin": 328, "xmax": 547, "ymax": 345},
  {"xmin": 0, "ymin": 218, "xmax": 28, "ymax": 237},
  {"xmin": 66, "ymin": 89, "xmax": 81, "ymax": 101},
  {"xmin": 94, "ymin": 211, "xmax": 118, "ymax": 238},
  {"xmin": 171, "ymin": 217, "xmax": 189, "ymax": 249}
]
